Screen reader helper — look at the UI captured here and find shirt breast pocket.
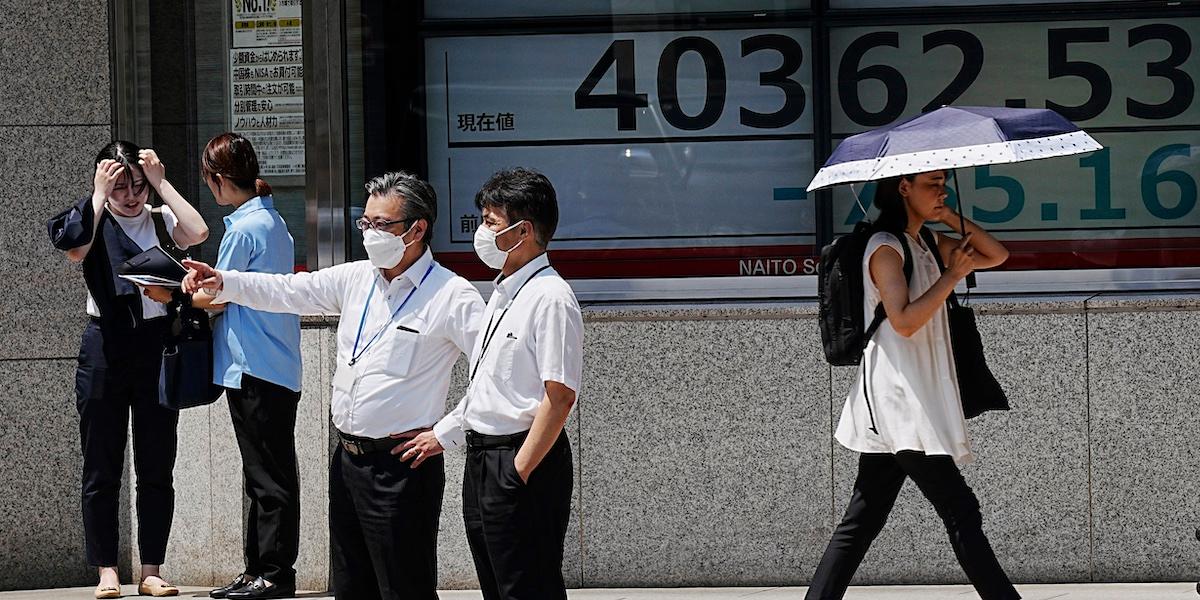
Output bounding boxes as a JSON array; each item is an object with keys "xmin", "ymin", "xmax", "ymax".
[
  {"xmin": 492, "ymin": 333, "xmax": 521, "ymax": 382},
  {"xmin": 383, "ymin": 317, "xmax": 425, "ymax": 377}
]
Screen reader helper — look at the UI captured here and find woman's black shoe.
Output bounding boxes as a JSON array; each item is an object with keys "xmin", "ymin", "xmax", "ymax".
[
  {"xmin": 210, "ymin": 574, "xmax": 250, "ymax": 598},
  {"xmin": 225, "ymin": 576, "xmax": 295, "ymax": 599}
]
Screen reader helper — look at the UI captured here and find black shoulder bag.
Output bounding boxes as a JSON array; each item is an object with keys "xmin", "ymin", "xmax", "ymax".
[
  {"xmin": 918, "ymin": 226, "xmax": 1010, "ymax": 419},
  {"xmin": 151, "ymin": 208, "xmax": 223, "ymax": 410}
]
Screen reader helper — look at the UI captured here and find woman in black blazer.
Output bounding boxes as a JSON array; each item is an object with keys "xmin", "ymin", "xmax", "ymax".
[{"xmin": 48, "ymin": 141, "xmax": 208, "ymax": 598}]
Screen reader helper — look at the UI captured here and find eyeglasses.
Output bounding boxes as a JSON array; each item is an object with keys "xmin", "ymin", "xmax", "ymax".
[{"xmin": 355, "ymin": 216, "xmax": 413, "ymax": 231}]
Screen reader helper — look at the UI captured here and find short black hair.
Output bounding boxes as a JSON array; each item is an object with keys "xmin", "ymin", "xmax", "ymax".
[{"xmin": 474, "ymin": 168, "xmax": 559, "ymax": 246}]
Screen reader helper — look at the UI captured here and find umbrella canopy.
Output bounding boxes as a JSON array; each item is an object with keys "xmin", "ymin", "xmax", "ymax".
[{"xmin": 806, "ymin": 106, "xmax": 1102, "ymax": 192}]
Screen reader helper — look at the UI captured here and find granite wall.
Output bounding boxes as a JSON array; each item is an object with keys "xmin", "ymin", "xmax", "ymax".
[
  {"xmin": 145, "ymin": 295, "xmax": 1200, "ymax": 590},
  {"xmin": 0, "ymin": 0, "xmax": 117, "ymax": 591}
]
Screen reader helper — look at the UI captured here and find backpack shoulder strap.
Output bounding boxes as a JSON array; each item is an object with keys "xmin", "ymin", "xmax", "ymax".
[
  {"xmin": 150, "ymin": 206, "xmax": 185, "ymax": 259},
  {"xmin": 899, "ymin": 233, "xmax": 914, "ymax": 283},
  {"xmin": 919, "ymin": 226, "xmax": 961, "ymax": 308},
  {"xmin": 919, "ymin": 227, "xmax": 944, "ymax": 273}
]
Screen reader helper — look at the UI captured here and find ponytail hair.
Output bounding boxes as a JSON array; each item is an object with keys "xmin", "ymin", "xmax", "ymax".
[
  {"xmin": 871, "ymin": 174, "xmax": 913, "ymax": 237},
  {"xmin": 201, "ymin": 132, "xmax": 272, "ymax": 196}
]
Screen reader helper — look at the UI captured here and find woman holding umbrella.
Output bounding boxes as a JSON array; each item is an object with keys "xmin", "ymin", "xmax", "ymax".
[
  {"xmin": 804, "ymin": 106, "xmax": 1102, "ymax": 600},
  {"xmin": 805, "ymin": 169, "xmax": 1018, "ymax": 600}
]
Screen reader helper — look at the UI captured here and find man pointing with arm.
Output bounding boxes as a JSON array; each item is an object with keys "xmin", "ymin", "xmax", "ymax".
[{"xmin": 184, "ymin": 171, "xmax": 483, "ymax": 600}]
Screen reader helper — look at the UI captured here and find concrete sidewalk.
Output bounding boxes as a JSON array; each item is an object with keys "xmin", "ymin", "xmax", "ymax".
[{"xmin": 1, "ymin": 583, "xmax": 1195, "ymax": 599}]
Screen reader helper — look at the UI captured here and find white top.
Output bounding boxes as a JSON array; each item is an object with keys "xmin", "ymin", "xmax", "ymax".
[
  {"xmin": 434, "ymin": 253, "xmax": 584, "ymax": 450},
  {"xmin": 834, "ymin": 231, "xmax": 973, "ymax": 465},
  {"xmin": 214, "ymin": 249, "xmax": 485, "ymax": 439},
  {"xmin": 87, "ymin": 204, "xmax": 183, "ymax": 319}
]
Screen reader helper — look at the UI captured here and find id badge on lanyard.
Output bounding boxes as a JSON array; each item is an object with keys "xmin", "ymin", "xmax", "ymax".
[{"xmin": 333, "ymin": 360, "xmax": 360, "ymax": 398}]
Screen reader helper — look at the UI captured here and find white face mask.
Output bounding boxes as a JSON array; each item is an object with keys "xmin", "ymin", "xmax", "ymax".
[
  {"xmin": 362, "ymin": 222, "xmax": 418, "ymax": 269},
  {"xmin": 473, "ymin": 220, "xmax": 526, "ymax": 270}
]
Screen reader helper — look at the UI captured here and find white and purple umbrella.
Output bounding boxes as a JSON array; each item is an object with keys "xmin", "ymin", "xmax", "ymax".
[{"xmin": 807, "ymin": 106, "xmax": 1102, "ymax": 192}]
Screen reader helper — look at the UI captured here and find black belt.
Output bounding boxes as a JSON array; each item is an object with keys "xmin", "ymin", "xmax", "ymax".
[
  {"xmin": 338, "ymin": 431, "xmax": 403, "ymax": 456},
  {"xmin": 465, "ymin": 430, "xmax": 529, "ymax": 450}
]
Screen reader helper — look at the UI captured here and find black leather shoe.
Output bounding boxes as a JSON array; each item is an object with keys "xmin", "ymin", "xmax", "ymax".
[
  {"xmin": 225, "ymin": 576, "xmax": 295, "ymax": 599},
  {"xmin": 210, "ymin": 574, "xmax": 250, "ymax": 598}
]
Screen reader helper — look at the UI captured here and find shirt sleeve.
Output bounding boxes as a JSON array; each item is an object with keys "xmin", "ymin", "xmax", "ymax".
[
  {"xmin": 215, "ymin": 229, "xmax": 255, "ymax": 272},
  {"xmin": 215, "ymin": 263, "xmax": 352, "ymax": 316},
  {"xmin": 445, "ymin": 282, "xmax": 485, "ymax": 356},
  {"xmin": 433, "ymin": 394, "xmax": 468, "ymax": 451},
  {"xmin": 47, "ymin": 197, "xmax": 95, "ymax": 250},
  {"xmin": 532, "ymin": 296, "xmax": 584, "ymax": 393}
]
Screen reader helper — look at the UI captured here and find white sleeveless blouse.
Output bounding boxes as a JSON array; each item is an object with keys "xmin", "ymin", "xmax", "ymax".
[{"xmin": 834, "ymin": 231, "xmax": 973, "ymax": 465}]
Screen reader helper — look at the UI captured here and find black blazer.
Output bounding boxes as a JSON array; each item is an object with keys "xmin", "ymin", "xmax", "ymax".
[{"xmin": 48, "ymin": 197, "xmax": 153, "ymax": 329}]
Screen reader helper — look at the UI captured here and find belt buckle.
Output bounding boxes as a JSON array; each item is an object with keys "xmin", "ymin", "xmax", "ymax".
[{"xmin": 344, "ymin": 439, "xmax": 362, "ymax": 456}]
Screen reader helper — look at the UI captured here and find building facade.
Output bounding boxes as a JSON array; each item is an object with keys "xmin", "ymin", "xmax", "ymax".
[{"xmin": 2, "ymin": 0, "xmax": 1198, "ymax": 591}]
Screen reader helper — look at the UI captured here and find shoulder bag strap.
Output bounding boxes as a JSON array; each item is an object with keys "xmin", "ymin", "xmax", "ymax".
[{"xmin": 920, "ymin": 226, "xmax": 961, "ymax": 309}]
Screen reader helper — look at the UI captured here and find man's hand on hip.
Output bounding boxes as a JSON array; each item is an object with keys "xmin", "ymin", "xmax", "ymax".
[{"xmin": 393, "ymin": 428, "xmax": 444, "ymax": 469}]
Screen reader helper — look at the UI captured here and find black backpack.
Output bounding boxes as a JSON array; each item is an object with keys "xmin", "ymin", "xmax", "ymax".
[{"xmin": 818, "ymin": 222, "xmax": 915, "ymax": 366}]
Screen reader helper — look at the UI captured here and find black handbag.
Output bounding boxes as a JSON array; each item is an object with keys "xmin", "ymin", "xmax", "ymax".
[
  {"xmin": 919, "ymin": 228, "xmax": 1010, "ymax": 419},
  {"xmin": 159, "ymin": 298, "xmax": 223, "ymax": 410},
  {"xmin": 146, "ymin": 208, "xmax": 223, "ymax": 410}
]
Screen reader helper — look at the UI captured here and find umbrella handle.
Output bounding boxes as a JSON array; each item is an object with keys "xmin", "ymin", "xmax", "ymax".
[{"xmin": 950, "ymin": 169, "xmax": 977, "ymax": 295}]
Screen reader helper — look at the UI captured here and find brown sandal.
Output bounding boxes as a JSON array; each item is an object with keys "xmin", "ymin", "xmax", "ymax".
[{"xmin": 94, "ymin": 584, "xmax": 121, "ymax": 599}]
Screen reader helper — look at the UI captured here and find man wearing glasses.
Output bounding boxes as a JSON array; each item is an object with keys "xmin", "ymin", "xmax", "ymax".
[{"xmin": 182, "ymin": 171, "xmax": 484, "ymax": 600}]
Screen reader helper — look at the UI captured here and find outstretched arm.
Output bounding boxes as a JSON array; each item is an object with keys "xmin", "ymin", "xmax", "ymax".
[{"xmin": 182, "ymin": 258, "xmax": 347, "ymax": 316}]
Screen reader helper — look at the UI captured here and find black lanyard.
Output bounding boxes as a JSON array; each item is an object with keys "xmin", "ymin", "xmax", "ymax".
[{"xmin": 469, "ymin": 265, "xmax": 551, "ymax": 382}]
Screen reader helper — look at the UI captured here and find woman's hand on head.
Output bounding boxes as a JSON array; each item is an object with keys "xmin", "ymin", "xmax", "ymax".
[
  {"xmin": 947, "ymin": 232, "xmax": 975, "ymax": 280},
  {"xmin": 138, "ymin": 149, "xmax": 165, "ymax": 190},
  {"xmin": 93, "ymin": 159, "xmax": 124, "ymax": 199}
]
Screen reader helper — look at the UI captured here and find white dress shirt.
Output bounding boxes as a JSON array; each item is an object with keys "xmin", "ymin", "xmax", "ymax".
[
  {"xmin": 835, "ymin": 232, "xmax": 973, "ymax": 465},
  {"xmin": 434, "ymin": 253, "xmax": 584, "ymax": 450},
  {"xmin": 214, "ymin": 248, "xmax": 485, "ymax": 439}
]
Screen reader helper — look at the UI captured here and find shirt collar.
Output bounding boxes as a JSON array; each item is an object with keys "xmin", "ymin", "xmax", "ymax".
[
  {"xmin": 494, "ymin": 252, "xmax": 551, "ymax": 296},
  {"xmin": 379, "ymin": 247, "xmax": 434, "ymax": 289},
  {"xmin": 223, "ymin": 195, "xmax": 272, "ymax": 227}
]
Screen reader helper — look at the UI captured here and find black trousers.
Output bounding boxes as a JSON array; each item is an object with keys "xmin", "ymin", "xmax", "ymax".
[
  {"xmin": 225, "ymin": 375, "xmax": 301, "ymax": 588},
  {"xmin": 464, "ymin": 431, "xmax": 573, "ymax": 600},
  {"xmin": 75, "ymin": 319, "xmax": 178, "ymax": 567},
  {"xmin": 806, "ymin": 452, "xmax": 1020, "ymax": 600},
  {"xmin": 329, "ymin": 442, "xmax": 444, "ymax": 600}
]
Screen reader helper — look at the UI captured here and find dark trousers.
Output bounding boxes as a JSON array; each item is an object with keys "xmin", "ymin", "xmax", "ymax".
[
  {"xmin": 225, "ymin": 375, "xmax": 301, "ymax": 588},
  {"xmin": 464, "ymin": 432, "xmax": 573, "ymax": 600},
  {"xmin": 807, "ymin": 452, "xmax": 1020, "ymax": 600},
  {"xmin": 329, "ymin": 442, "xmax": 444, "ymax": 600},
  {"xmin": 75, "ymin": 319, "xmax": 178, "ymax": 567}
]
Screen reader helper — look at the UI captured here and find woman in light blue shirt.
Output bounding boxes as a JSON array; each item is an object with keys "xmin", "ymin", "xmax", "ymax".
[{"xmin": 193, "ymin": 133, "xmax": 302, "ymax": 600}]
